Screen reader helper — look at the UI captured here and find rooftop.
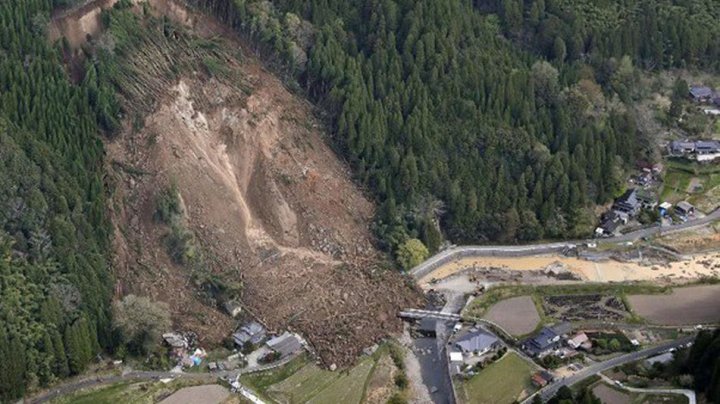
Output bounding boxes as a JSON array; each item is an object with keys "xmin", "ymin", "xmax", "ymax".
[
  {"xmin": 676, "ymin": 201, "xmax": 694, "ymax": 212},
  {"xmin": 266, "ymin": 332, "xmax": 303, "ymax": 357},
  {"xmin": 690, "ymin": 85, "xmax": 713, "ymax": 98},
  {"xmin": 455, "ymin": 330, "xmax": 499, "ymax": 353}
]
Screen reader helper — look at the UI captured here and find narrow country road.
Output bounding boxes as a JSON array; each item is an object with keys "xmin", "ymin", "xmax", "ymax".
[
  {"xmin": 524, "ymin": 336, "xmax": 695, "ymax": 403},
  {"xmin": 411, "ymin": 208, "xmax": 720, "ymax": 280},
  {"xmin": 27, "ymin": 355, "xmax": 296, "ymax": 403},
  {"xmin": 598, "ymin": 374, "xmax": 696, "ymax": 404}
]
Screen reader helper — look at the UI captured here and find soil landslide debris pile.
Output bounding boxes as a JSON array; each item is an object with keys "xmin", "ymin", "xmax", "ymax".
[{"xmin": 90, "ymin": 1, "xmax": 420, "ymax": 367}]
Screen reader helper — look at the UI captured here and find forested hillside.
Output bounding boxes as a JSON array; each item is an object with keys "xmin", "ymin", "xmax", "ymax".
[
  {"xmin": 483, "ymin": 0, "xmax": 720, "ymax": 71},
  {"xmin": 0, "ymin": 0, "xmax": 117, "ymax": 400},
  {"xmin": 187, "ymin": 0, "xmax": 720, "ymax": 257}
]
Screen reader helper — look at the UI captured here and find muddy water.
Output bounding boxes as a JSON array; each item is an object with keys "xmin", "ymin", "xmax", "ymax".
[{"xmin": 420, "ymin": 253, "xmax": 720, "ymax": 285}]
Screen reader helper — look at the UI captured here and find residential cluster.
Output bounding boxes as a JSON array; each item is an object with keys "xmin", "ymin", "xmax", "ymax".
[
  {"xmin": 161, "ymin": 319, "xmax": 305, "ymax": 372},
  {"xmin": 669, "ymin": 139, "xmax": 720, "ymax": 162}
]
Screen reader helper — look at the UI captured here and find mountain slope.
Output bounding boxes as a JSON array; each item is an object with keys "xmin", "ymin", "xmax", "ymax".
[{"xmin": 97, "ymin": 3, "xmax": 421, "ymax": 366}]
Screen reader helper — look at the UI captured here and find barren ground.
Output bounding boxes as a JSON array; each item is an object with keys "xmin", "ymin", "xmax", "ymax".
[
  {"xmin": 592, "ymin": 383, "xmax": 630, "ymax": 404},
  {"xmin": 158, "ymin": 384, "xmax": 229, "ymax": 404},
  {"xmin": 482, "ymin": 296, "xmax": 540, "ymax": 336},
  {"xmin": 627, "ymin": 284, "xmax": 720, "ymax": 325},
  {"xmin": 55, "ymin": 0, "xmax": 421, "ymax": 367}
]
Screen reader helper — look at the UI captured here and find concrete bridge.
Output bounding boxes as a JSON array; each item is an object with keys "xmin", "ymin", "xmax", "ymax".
[{"xmin": 398, "ymin": 309, "xmax": 461, "ymax": 322}]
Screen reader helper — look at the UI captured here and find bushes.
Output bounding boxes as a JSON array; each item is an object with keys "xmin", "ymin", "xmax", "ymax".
[{"xmin": 155, "ymin": 183, "xmax": 183, "ymax": 224}]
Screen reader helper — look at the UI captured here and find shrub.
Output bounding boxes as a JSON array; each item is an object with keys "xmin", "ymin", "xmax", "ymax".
[{"xmin": 394, "ymin": 373, "xmax": 408, "ymax": 389}]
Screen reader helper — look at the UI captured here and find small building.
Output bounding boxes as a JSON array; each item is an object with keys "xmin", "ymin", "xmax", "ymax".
[
  {"xmin": 523, "ymin": 327, "xmax": 561, "ymax": 357},
  {"xmin": 266, "ymin": 332, "xmax": 303, "ymax": 358},
  {"xmin": 567, "ymin": 332, "xmax": 592, "ymax": 350},
  {"xmin": 613, "ymin": 189, "xmax": 640, "ymax": 216},
  {"xmin": 695, "ymin": 140, "xmax": 720, "ymax": 162},
  {"xmin": 690, "ymin": 85, "xmax": 713, "ymax": 102},
  {"xmin": 703, "ymin": 108, "xmax": 720, "ymax": 116},
  {"xmin": 449, "ymin": 351, "xmax": 464, "ymax": 363},
  {"xmin": 675, "ymin": 201, "xmax": 695, "ymax": 217},
  {"xmin": 670, "ymin": 140, "xmax": 696, "ymax": 155},
  {"xmin": 233, "ymin": 321, "xmax": 266, "ymax": 347},
  {"xmin": 454, "ymin": 330, "xmax": 501, "ymax": 356},
  {"xmin": 659, "ymin": 202, "xmax": 673, "ymax": 216},
  {"xmin": 597, "ymin": 211, "xmax": 621, "ymax": 236},
  {"xmin": 224, "ymin": 300, "xmax": 243, "ymax": 318},
  {"xmin": 637, "ymin": 190, "xmax": 658, "ymax": 210},
  {"xmin": 532, "ymin": 373, "xmax": 548, "ymax": 387},
  {"xmin": 531, "ymin": 370, "xmax": 555, "ymax": 387}
]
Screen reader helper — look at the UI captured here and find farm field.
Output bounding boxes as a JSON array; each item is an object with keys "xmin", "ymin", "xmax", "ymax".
[
  {"xmin": 627, "ymin": 284, "xmax": 720, "ymax": 325},
  {"xmin": 460, "ymin": 352, "xmax": 536, "ymax": 404},
  {"xmin": 159, "ymin": 385, "xmax": 230, "ymax": 404},
  {"xmin": 482, "ymin": 296, "xmax": 541, "ymax": 336},
  {"xmin": 593, "ymin": 383, "xmax": 631, "ymax": 404}
]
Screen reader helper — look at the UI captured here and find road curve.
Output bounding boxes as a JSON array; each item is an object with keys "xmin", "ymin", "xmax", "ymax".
[
  {"xmin": 410, "ymin": 208, "xmax": 720, "ymax": 281},
  {"xmin": 598, "ymin": 374, "xmax": 696, "ymax": 404},
  {"xmin": 526, "ymin": 335, "xmax": 695, "ymax": 403}
]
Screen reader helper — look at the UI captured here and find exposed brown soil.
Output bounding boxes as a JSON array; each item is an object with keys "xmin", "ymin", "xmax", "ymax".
[
  {"xmin": 363, "ymin": 354, "xmax": 400, "ymax": 404},
  {"xmin": 98, "ymin": 0, "xmax": 421, "ymax": 367},
  {"xmin": 592, "ymin": 383, "xmax": 631, "ymax": 404},
  {"xmin": 627, "ymin": 284, "xmax": 720, "ymax": 325},
  {"xmin": 158, "ymin": 384, "xmax": 230, "ymax": 404},
  {"xmin": 482, "ymin": 296, "xmax": 540, "ymax": 336}
]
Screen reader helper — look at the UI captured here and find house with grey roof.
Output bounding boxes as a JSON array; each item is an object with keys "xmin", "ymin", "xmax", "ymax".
[
  {"xmin": 266, "ymin": 332, "xmax": 303, "ymax": 358},
  {"xmin": 522, "ymin": 327, "xmax": 561, "ymax": 357},
  {"xmin": 690, "ymin": 85, "xmax": 713, "ymax": 102},
  {"xmin": 454, "ymin": 330, "xmax": 500, "ymax": 355},
  {"xmin": 233, "ymin": 321, "xmax": 266, "ymax": 347},
  {"xmin": 613, "ymin": 189, "xmax": 640, "ymax": 216},
  {"xmin": 670, "ymin": 140, "xmax": 696, "ymax": 155}
]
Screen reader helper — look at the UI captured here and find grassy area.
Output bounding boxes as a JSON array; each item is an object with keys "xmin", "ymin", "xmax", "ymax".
[
  {"xmin": 661, "ymin": 159, "xmax": 720, "ymax": 211},
  {"xmin": 241, "ymin": 345, "xmax": 402, "ymax": 404},
  {"xmin": 460, "ymin": 352, "xmax": 536, "ymax": 404},
  {"xmin": 50, "ymin": 379, "xmax": 206, "ymax": 404},
  {"xmin": 239, "ymin": 353, "xmax": 309, "ymax": 401}
]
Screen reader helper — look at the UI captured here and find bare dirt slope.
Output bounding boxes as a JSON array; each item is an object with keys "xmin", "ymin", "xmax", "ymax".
[{"xmin": 97, "ymin": 1, "xmax": 421, "ymax": 367}]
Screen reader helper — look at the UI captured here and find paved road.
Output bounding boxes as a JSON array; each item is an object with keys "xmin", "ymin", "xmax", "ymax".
[
  {"xmin": 28, "ymin": 356, "xmax": 296, "ymax": 403},
  {"xmin": 525, "ymin": 335, "xmax": 695, "ymax": 403},
  {"xmin": 598, "ymin": 374, "xmax": 696, "ymax": 404},
  {"xmin": 411, "ymin": 208, "xmax": 720, "ymax": 281}
]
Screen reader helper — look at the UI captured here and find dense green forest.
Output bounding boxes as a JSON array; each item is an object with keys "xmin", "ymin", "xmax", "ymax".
[
  {"xmin": 0, "ymin": 0, "xmax": 117, "ymax": 400},
  {"xmin": 2, "ymin": 0, "xmax": 720, "ymax": 398},
  {"xmin": 187, "ymin": 0, "xmax": 719, "ymax": 257},
  {"xmin": 482, "ymin": 0, "xmax": 720, "ymax": 71},
  {"xmin": 683, "ymin": 329, "xmax": 720, "ymax": 403}
]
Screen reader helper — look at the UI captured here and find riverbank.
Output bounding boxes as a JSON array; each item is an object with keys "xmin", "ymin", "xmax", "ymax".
[{"xmin": 419, "ymin": 252, "xmax": 720, "ymax": 286}]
